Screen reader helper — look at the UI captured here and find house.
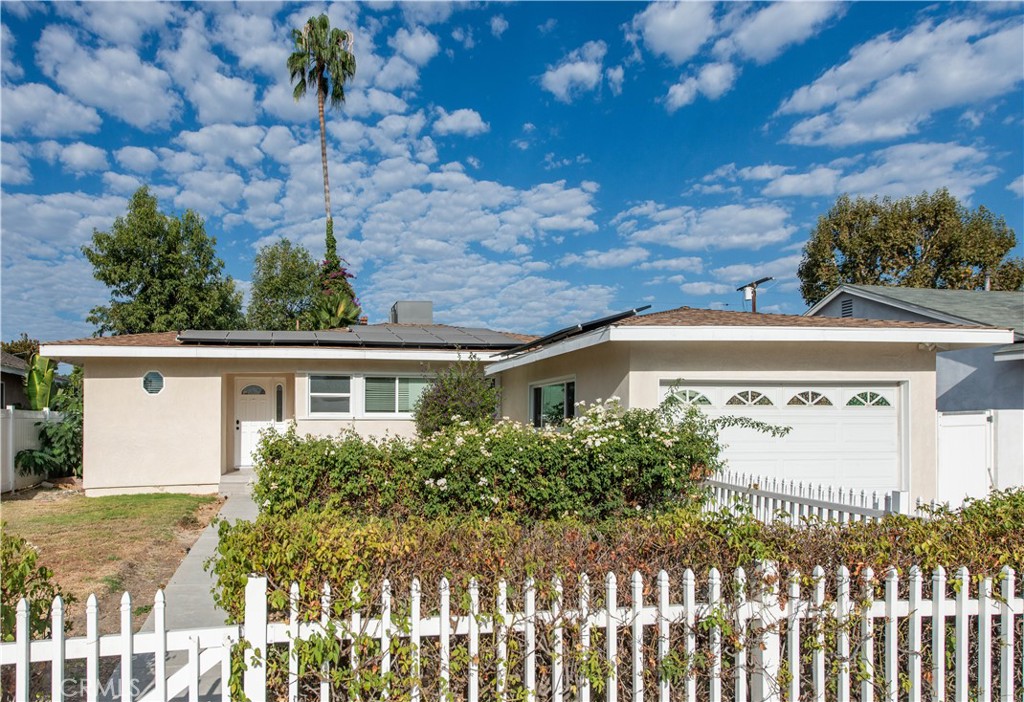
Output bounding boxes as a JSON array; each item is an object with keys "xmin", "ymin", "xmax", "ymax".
[
  {"xmin": 484, "ymin": 305, "xmax": 1013, "ymax": 505},
  {"xmin": 40, "ymin": 302, "xmax": 529, "ymax": 497},
  {"xmin": 1, "ymin": 351, "xmax": 30, "ymax": 409},
  {"xmin": 806, "ymin": 284, "xmax": 1023, "ymax": 501}
]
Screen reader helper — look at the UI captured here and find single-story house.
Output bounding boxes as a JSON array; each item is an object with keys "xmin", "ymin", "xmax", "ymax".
[
  {"xmin": 41, "ymin": 302, "xmax": 530, "ymax": 496},
  {"xmin": 1, "ymin": 351, "xmax": 30, "ymax": 409},
  {"xmin": 484, "ymin": 305, "xmax": 1013, "ymax": 505},
  {"xmin": 805, "ymin": 284, "xmax": 1023, "ymax": 500}
]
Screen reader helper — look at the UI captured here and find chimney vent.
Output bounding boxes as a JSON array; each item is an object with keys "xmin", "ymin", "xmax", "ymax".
[{"xmin": 390, "ymin": 300, "xmax": 433, "ymax": 324}]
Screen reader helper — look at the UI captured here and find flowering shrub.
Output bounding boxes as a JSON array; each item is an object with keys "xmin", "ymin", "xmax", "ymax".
[
  {"xmin": 412, "ymin": 355, "xmax": 500, "ymax": 435},
  {"xmin": 253, "ymin": 399, "xmax": 769, "ymax": 521}
]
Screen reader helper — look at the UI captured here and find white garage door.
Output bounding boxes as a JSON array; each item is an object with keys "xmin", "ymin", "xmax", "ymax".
[{"xmin": 660, "ymin": 383, "xmax": 901, "ymax": 491}]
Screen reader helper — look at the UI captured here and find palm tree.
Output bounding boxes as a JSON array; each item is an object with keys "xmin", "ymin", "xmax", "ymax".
[{"xmin": 287, "ymin": 14, "xmax": 356, "ymax": 240}]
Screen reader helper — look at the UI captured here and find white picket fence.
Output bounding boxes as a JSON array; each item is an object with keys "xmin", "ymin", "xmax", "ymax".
[
  {"xmin": 2, "ymin": 566, "xmax": 1022, "ymax": 702},
  {"xmin": 0, "ymin": 406, "xmax": 63, "ymax": 493},
  {"xmin": 704, "ymin": 470, "xmax": 915, "ymax": 524}
]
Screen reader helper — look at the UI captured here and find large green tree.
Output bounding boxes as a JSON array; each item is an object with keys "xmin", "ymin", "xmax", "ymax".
[
  {"xmin": 246, "ymin": 239, "xmax": 319, "ymax": 330},
  {"xmin": 798, "ymin": 188, "xmax": 1024, "ymax": 305},
  {"xmin": 287, "ymin": 13, "xmax": 356, "ymax": 269},
  {"xmin": 82, "ymin": 187, "xmax": 243, "ymax": 335}
]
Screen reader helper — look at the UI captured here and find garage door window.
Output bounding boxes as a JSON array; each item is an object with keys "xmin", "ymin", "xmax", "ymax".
[
  {"xmin": 848, "ymin": 391, "xmax": 890, "ymax": 407},
  {"xmin": 788, "ymin": 391, "xmax": 832, "ymax": 406},
  {"xmin": 726, "ymin": 390, "xmax": 772, "ymax": 406},
  {"xmin": 667, "ymin": 389, "xmax": 711, "ymax": 406}
]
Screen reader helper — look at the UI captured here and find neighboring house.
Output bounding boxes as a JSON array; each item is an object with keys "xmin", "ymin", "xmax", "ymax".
[
  {"xmin": 41, "ymin": 302, "xmax": 529, "ymax": 497},
  {"xmin": 1, "ymin": 351, "xmax": 30, "ymax": 409},
  {"xmin": 806, "ymin": 284, "xmax": 1024, "ymax": 501},
  {"xmin": 485, "ymin": 306, "xmax": 1013, "ymax": 506}
]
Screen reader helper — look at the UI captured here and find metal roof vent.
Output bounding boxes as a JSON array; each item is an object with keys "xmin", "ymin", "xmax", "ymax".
[{"xmin": 390, "ymin": 300, "xmax": 433, "ymax": 324}]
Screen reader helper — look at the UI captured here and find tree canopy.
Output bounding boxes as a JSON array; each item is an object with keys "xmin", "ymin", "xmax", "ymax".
[
  {"xmin": 798, "ymin": 189, "xmax": 1024, "ymax": 305},
  {"xmin": 246, "ymin": 239, "xmax": 319, "ymax": 330},
  {"xmin": 82, "ymin": 187, "xmax": 243, "ymax": 335},
  {"xmin": 2, "ymin": 333, "xmax": 39, "ymax": 360}
]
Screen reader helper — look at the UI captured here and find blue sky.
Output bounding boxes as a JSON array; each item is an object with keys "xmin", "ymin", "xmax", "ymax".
[{"xmin": 2, "ymin": 1, "xmax": 1022, "ymax": 341}]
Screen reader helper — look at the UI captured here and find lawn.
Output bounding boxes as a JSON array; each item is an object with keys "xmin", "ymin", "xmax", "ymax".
[{"xmin": 1, "ymin": 488, "xmax": 221, "ymax": 633}]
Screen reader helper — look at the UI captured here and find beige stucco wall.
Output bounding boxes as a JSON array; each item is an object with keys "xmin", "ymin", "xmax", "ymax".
[
  {"xmin": 81, "ymin": 357, "xmax": 455, "ymax": 495},
  {"xmin": 494, "ymin": 340, "xmax": 940, "ymax": 502}
]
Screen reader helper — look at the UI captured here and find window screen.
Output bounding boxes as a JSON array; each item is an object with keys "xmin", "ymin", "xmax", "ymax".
[{"xmin": 143, "ymin": 371, "xmax": 164, "ymax": 395}]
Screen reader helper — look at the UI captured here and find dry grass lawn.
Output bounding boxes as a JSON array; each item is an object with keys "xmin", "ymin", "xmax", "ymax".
[{"xmin": 1, "ymin": 487, "xmax": 222, "ymax": 634}]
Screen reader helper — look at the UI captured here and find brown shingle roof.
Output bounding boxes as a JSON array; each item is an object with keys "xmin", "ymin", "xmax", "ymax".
[
  {"xmin": 616, "ymin": 306, "xmax": 990, "ymax": 331},
  {"xmin": 1, "ymin": 350, "xmax": 29, "ymax": 370}
]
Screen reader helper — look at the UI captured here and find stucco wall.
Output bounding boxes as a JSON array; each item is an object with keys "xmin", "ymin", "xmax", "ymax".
[
  {"xmin": 495, "ymin": 340, "xmax": 940, "ymax": 502},
  {"xmin": 82, "ymin": 357, "xmax": 455, "ymax": 495},
  {"xmin": 936, "ymin": 349, "xmax": 1023, "ymax": 411},
  {"xmin": 496, "ymin": 343, "xmax": 631, "ymax": 421}
]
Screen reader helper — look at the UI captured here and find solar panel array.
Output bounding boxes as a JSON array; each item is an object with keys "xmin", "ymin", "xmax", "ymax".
[{"xmin": 177, "ymin": 325, "xmax": 521, "ymax": 349}]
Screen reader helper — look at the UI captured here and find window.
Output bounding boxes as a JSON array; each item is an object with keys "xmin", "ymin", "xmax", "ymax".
[
  {"xmin": 531, "ymin": 380, "xmax": 575, "ymax": 427},
  {"xmin": 726, "ymin": 390, "xmax": 772, "ymax": 406},
  {"xmin": 143, "ymin": 371, "xmax": 164, "ymax": 395},
  {"xmin": 275, "ymin": 384, "xmax": 284, "ymax": 422},
  {"xmin": 309, "ymin": 375, "xmax": 351, "ymax": 415},
  {"xmin": 848, "ymin": 391, "xmax": 890, "ymax": 407},
  {"xmin": 788, "ymin": 391, "xmax": 832, "ymax": 406},
  {"xmin": 667, "ymin": 388, "xmax": 711, "ymax": 406},
  {"xmin": 241, "ymin": 384, "xmax": 266, "ymax": 395},
  {"xmin": 365, "ymin": 377, "xmax": 430, "ymax": 414}
]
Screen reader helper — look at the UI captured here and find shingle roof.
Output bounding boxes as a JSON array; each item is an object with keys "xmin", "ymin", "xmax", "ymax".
[
  {"xmin": 843, "ymin": 285, "xmax": 1023, "ymax": 333},
  {"xmin": 616, "ymin": 306, "xmax": 984, "ymax": 330},
  {"xmin": 1, "ymin": 350, "xmax": 29, "ymax": 370}
]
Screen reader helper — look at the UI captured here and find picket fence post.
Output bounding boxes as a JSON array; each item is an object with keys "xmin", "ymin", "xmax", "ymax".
[
  {"xmin": 750, "ymin": 562, "xmax": 780, "ymax": 702},
  {"xmin": 243, "ymin": 575, "xmax": 268, "ymax": 702}
]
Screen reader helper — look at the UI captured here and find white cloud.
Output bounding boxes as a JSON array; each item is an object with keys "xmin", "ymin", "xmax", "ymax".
[
  {"xmin": 1, "ymin": 141, "xmax": 32, "ymax": 185},
  {"xmin": 720, "ymin": 2, "xmax": 846, "ymax": 64},
  {"xmin": 102, "ymin": 171, "xmax": 143, "ymax": 195},
  {"xmin": 451, "ymin": 26, "xmax": 475, "ymax": 50},
  {"xmin": 1, "ymin": 83, "xmax": 102, "ymax": 137},
  {"xmin": 712, "ymin": 254, "xmax": 802, "ymax": 285},
  {"xmin": 58, "ymin": 142, "xmax": 108, "ymax": 174},
  {"xmin": 664, "ymin": 62, "xmax": 738, "ymax": 112},
  {"xmin": 433, "ymin": 108, "xmax": 490, "ymax": 137},
  {"xmin": 389, "ymin": 26, "xmax": 440, "ymax": 66},
  {"xmin": 541, "ymin": 40, "xmax": 608, "ymax": 103},
  {"xmin": 779, "ymin": 16, "xmax": 1024, "ymax": 146},
  {"xmin": 606, "ymin": 65, "xmax": 624, "ymax": 96},
  {"xmin": 615, "ymin": 201, "xmax": 795, "ymax": 251},
  {"xmin": 56, "ymin": 1, "xmax": 175, "ymax": 46},
  {"xmin": 2, "ymin": 24, "xmax": 24, "ymax": 79},
  {"xmin": 35, "ymin": 25, "xmax": 181, "ymax": 129},
  {"xmin": 115, "ymin": 146, "xmax": 160, "ymax": 173},
  {"xmin": 638, "ymin": 257, "xmax": 704, "ymax": 273},
  {"xmin": 680, "ymin": 281, "xmax": 735, "ymax": 295},
  {"xmin": 1008, "ymin": 175, "xmax": 1024, "ymax": 198},
  {"xmin": 762, "ymin": 167, "xmax": 842, "ymax": 197},
  {"xmin": 629, "ymin": 2, "xmax": 717, "ymax": 65},
  {"xmin": 212, "ymin": 12, "xmax": 290, "ymax": 77},
  {"xmin": 490, "ymin": 15, "xmax": 509, "ymax": 38},
  {"xmin": 375, "ymin": 56, "xmax": 420, "ymax": 91},
  {"xmin": 560, "ymin": 246, "xmax": 649, "ymax": 268},
  {"xmin": 175, "ymin": 169, "xmax": 246, "ymax": 214},
  {"xmin": 175, "ymin": 124, "xmax": 267, "ymax": 168}
]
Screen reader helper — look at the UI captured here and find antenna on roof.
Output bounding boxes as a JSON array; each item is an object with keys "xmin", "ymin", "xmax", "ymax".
[{"xmin": 736, "ymin": 276, "xmax": 773, "ymax": 313}]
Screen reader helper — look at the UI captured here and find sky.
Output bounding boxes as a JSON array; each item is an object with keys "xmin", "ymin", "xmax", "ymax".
[{"xmin": 1, "ymin": 1, "xmax": 1022, "ymax": 341}]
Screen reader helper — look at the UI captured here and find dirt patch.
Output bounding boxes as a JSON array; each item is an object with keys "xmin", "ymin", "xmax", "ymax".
[{"xmin": 2, "ymin": 488, "xmax": 223, "ymax": 634}]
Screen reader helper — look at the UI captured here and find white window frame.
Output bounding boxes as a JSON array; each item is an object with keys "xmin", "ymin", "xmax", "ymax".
[
  {"xmin": 362, "ymin": 374, "xmax": 432, "ymax": 419},
  {"xmin": 307, "ymin": 373, "xmax": 354, "ymax": 418},
  {"xmin": 529, "ymin": 375, "xmax": 576, "ymax": 428},
  {"xmin": 142, "ymin": 370, "xmax": 164, "ymax": 396}
]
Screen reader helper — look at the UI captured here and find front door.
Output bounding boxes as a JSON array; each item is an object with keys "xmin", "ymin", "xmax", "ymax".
[{"xmin": 234, "ymin": 378, "xmax": 277, "ymax": 468}]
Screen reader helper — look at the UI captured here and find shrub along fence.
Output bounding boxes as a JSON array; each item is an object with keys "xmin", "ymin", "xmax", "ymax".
[{"xmin": 3, "ymin": 565, "xmax": 1021, "ymax": 702}]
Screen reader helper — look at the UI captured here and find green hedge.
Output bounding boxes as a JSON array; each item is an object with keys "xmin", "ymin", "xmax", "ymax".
[
  {"xmin": 211, "ymin": 489, "xmax": 1024, "ymax": 622},
  {"xmin": 252, "ymin": 401, "xmax": 780, "ymax": 521}
]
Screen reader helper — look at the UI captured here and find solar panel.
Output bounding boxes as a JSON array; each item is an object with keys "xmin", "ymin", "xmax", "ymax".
[
  {"xmin": 223, "ymin": 331, "xmax": 270, "ymax": 343},
  {"xmin": 177, "ymin": 330, "xmax": 230, "ymax": 343},
  {"xmin": 177, "ymin": 324, "xmax": 523, "ymax": 349},
  {"xmin": 271, "ymin": 331, "xmax": 319, "ymax": 344}
]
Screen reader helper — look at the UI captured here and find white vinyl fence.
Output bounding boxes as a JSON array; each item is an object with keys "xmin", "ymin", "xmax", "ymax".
[
  {"xmin": 2, "ymin": 567, "xmax": 1021, "ymax": 702},
  {"xmin": 0, "ymin": 407, "xmax": 62, "ymax": 493},
  {"xmin": 704, "ymin": 470, "xmax": 913, "ymax": 524}
]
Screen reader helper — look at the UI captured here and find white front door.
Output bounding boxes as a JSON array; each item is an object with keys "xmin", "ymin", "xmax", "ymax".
[{"xmin": 234, "ymin": 378, "xmax": 277, "ymax": 468}]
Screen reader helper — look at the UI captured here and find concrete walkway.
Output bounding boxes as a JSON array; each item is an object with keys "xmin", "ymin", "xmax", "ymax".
[{"xmin": 120, "ymin": 470, "xmax": 258, "ymax": 701}]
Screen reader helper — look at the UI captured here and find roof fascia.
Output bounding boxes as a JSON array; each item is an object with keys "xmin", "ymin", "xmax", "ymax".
[
  {"xmin": 39, "ymin": 344, "xmax": 497, "ymax": 363},
  {"xmin": 994, "ymin": 346, "xmax": 1024, "ymax": 362},
  {"xmin": 1, "ymin": 366, "xmax": 28, "ymax": 377},
  {"xmin": 484, "ymin": 327, "xmax": 612, "ymax": 375},
  {"xmin": 608, "ymin": 326, "xmax": 1013, "ymax": 346}
]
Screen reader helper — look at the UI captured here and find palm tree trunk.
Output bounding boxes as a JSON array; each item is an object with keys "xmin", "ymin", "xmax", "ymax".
[{"xmin": 318, "ymin": 89, "xmax": 331, "ymax": 220}]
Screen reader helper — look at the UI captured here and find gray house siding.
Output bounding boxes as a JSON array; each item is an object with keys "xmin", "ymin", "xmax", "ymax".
[{"xmin": 816, "ymin": 295, "xmax": 938, "ymax": 324}]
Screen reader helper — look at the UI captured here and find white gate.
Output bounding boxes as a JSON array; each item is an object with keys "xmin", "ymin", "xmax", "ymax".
[{"xmin": 936, "ymin": 411, "xmax": 993, "ymax": 507}]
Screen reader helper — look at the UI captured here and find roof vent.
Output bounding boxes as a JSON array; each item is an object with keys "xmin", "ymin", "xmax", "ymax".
[
  {"xmin": 390, "ymin": 300, "xmax": 433, "ymax": 324},
  {"xmin": 841, "ymin": 298, "xmax": 854, "ymax": 318}
]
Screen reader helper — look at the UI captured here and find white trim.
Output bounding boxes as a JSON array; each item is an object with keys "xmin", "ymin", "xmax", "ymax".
[
  {"xmin": 142, "ymin": 370, "xmax": 164, "ymax": 395},
  {"xmin": 994, "ymin": 346, "xmax": 1024, "ymax": 362},
  {"xmin": 528, "ymin": 375, "xmax": 576, "ymax": 427},
  {"xmin": 40, "ymin": 344, "xmax": 499, "ymax": 362},
  {"xmin": 484, "ymin": 324, "xmax": 1012, "ymax": 375},
  {"xmin": 306, "ymin": 373, "xmax": 354, "ymax": 419},
  {"xmin": 362, "ymin": 373, "xmax": 433, "ymax": 418}
]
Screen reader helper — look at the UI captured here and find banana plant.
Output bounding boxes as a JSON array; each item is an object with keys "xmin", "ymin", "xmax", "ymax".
[
  {"xmin": 303, "ymin": 290, "xmax": 362, "ymax": 330},
  {"xmin": 25, "ymin": 353, "xmax": 56, "ymax": 410}
]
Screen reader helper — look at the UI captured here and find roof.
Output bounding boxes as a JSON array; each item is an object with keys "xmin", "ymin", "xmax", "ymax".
[
  {"xmin": 484, "ymin": 304, "xmax": 1016, "ymax": 376},
  {"xmin": 43, "ymin": 324, "xmax": 534, "ymax": 354},
  {"xmin": 618, "ymin": 306, "xmax": 985, "ymax": 330},
  {"xmin": 808, "ymin": 284, "xmax": 1023, "ymax": 336},
  {"xmin": 1, "ymin": 351, "xmax": 29, "ymax": 375}
]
